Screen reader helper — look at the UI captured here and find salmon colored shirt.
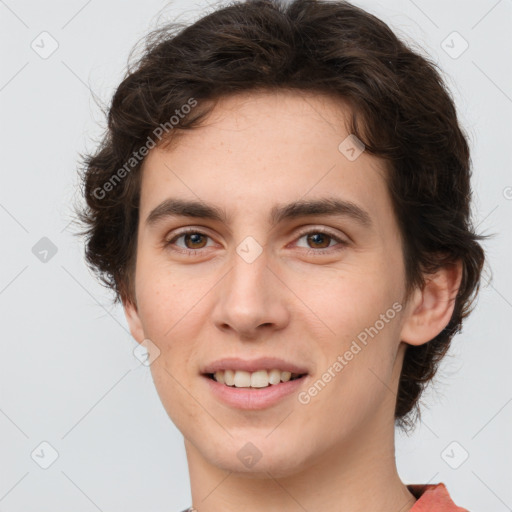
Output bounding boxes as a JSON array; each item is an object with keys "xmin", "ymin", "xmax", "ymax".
[
  {"xmin": 181, "ymin": 482, "xmax": 470, "ymax": 512},
  {"xmin": 407, "ymin": 483, "xmax": 470, "ymax": 511}
]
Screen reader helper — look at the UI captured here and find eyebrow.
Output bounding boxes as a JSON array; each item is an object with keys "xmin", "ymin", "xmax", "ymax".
[{"xmin": 145, "ymin": 197, "xmax": 373, "ymax": 229}]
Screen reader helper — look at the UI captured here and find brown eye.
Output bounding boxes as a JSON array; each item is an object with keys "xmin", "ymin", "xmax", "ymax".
[
  {"xmin": 164, "ymin": 229, "xmax": 214, "ymax": 254},
  {"xmin": 305, "ymin": 232, "xmax": 333, "ymax": 249},
  {"xmin": 181, "ymin": 232, "xmax": 208, "ymax": 249},
  {"xmin": 295, "ymin": 228, "xmax": 348, "ymax": 255}
]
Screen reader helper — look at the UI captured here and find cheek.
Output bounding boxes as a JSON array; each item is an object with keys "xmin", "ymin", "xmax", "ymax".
[
  {"xmin": 149, "ymin": 356, "xmax": 201, "ymax": 434},
  {"xmin": 292, "ymin": 264, "xmax": 396, "ymax": 328},
  {"xmin": 291, "ymin": 266, "xmax": 403, "ymax": 382},
  {"xmin": 134, "ymin": 249, "xmax": 182, "ymax": 332},
  {"xmin": 134, "ymin": 263, "xmax": 211, "ymax": 370}
]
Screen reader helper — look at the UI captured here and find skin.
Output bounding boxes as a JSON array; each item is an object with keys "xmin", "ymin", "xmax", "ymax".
[{"xmin": 123, "ymin": 90, "xmax": 462, "ymax": 512}]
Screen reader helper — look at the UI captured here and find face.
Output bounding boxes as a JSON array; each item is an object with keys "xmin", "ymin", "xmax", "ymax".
[{"xmin": 125, "ymin": 90, "xmax": 415, "ymax": 477}]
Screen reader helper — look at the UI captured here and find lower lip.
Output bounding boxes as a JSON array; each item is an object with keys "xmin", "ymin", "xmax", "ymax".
[{"xmin": 202, "ymin": 374, "xmax": 308, "ymax": 410}]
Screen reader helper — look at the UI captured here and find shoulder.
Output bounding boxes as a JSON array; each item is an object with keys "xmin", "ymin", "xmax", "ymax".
[{"xmin": 407, "ymin": 482, "xmax": 470, "ymax": 511}]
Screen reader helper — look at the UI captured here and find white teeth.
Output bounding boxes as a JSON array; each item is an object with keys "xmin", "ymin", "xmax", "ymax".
[
  {"xmin": 211, "ymin": 369, "xmax": 302, "ymax": 387},
  {"xmin": 224, "ymin": 369, "xmax": 235, "ymax": 386},
  {"xmin": 280, "ymin": 371, "xmax": 291, "ymax": 382},
  {"xmin": 251, "ymin": 370, "xmax": 269, "ymax": 388},
  {"xmin": 268, "ymin": 369, "xmax": 282, "ymax": 385},
  {"xmin": 234, "ymin": 371, "xmax": 251, "ymax": 388}
]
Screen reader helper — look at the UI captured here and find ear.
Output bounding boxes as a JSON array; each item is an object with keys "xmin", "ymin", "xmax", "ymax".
[
  {"xmin": 400, "ymin": 260, "xmax": 463, "ymax": 346},
  {"xmin": 122, "ymin": 297, "xmax": 145, "ymax": 344}
]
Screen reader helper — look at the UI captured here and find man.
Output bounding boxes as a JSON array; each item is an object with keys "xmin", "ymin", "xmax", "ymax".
[{"xmin": 77, "ymin": 0, "xmax": 485, "ymax": 510}]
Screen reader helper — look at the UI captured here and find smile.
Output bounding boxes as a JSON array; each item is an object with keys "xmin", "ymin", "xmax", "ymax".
[{"xmin": 207, "ymin": 369, "xmax": 307, "ymax": 388}]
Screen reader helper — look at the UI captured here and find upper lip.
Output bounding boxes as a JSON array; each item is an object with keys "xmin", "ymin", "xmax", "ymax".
[{"xmin": 201, "ymin": 357, "xmax": 309, "ymax": 375}]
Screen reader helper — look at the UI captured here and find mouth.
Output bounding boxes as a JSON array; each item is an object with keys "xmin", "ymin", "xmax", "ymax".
[
  {"xmin": 203, "ymin": 370, "xmax": 308, "ymax": 389},
  {"xmin": 201, "ymin": 363, "xmax": 310, "ymax": 409}
]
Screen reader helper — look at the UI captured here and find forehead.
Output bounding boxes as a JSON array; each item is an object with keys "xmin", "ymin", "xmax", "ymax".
[{"xmin": 139, "ymin": 90, "xmax": 394, "ymax": 233}]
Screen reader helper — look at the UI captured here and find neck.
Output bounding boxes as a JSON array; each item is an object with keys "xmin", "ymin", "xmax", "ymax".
[{"xmin": 184, "ymin": 406, "xmax": 416, "ymax": 512}]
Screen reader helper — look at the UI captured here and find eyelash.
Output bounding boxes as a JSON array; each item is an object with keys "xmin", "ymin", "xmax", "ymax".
[{"xmin": 164, "ymin": 227, "xmax": 348, "ymax": 256}]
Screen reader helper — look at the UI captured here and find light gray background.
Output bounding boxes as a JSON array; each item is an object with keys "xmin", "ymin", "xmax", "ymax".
[{"xmin": 0, "ymin": 0, "xmax": 511, "ymax": 510}]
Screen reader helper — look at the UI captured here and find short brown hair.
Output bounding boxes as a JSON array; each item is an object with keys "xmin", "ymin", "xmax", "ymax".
[{"xmin": 76, "ymin": 0, "xmax": 488, "ymax": 432}]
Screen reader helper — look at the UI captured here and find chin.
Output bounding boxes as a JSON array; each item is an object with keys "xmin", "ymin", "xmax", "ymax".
[{"xmin": 203, "ymin": 439, "xmax": 312, "ymax": 479}]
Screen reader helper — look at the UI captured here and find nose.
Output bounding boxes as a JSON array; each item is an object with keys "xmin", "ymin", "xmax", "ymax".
[{"xmin": 211, "ymin": 249, "xmax": 290, "ymax": 340}]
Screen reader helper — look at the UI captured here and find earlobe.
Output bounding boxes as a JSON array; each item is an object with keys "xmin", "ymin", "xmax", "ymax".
[
  {"xmin": 122, "ymin": 297, "xmax": 145, "ymax": 344},
  {"xmin": 400, "ymin": 260, "xmax": 463, "ymax": 346}
]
